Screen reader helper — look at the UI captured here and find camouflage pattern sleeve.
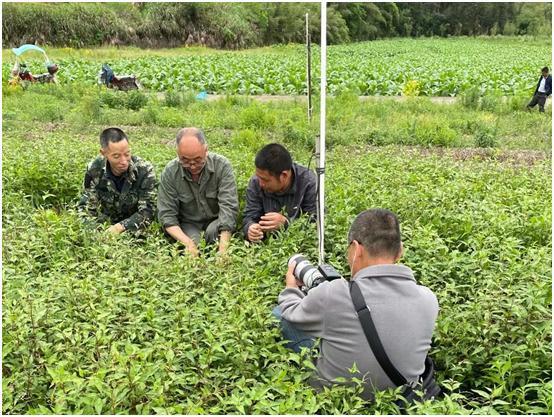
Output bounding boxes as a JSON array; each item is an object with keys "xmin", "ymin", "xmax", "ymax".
[
  {"xmin": 120, "ymin": 161, "xmax": 157, "ymax": 232},
  {"xmin": 77, "ymin": 166, "xmax": 109, "ymax": 227}
]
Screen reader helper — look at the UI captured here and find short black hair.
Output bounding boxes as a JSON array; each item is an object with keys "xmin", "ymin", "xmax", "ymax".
[
  {"xmin": 255, "ymin": 143, "xmax": 292, "ymax": 177},
  {"xmin": 100, "ymin": 127, "xmax": 128, "ymax": 149},
  {"xmin": 348, "ymin": 209, "xmax": 401, "ymax": 258},
  {"xmin": 542, "ymin": 67, "xmax": 549, "ymax": 73}
]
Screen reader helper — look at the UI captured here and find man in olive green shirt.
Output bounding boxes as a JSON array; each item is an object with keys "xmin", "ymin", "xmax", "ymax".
[{"xmin": 157, "ymin": 127, "xmax": 239, "ymax": 256}]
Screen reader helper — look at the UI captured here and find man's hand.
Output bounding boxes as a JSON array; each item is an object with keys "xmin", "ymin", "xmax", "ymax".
[
  {"xmin": 165, "ymin": 225, "xmax": 199, "ymax": 257},
  {"xmin": 107, "ymin": 223, "xmax": 125, "ymax": 234},
  {"xmin": 185, "ymin": 242, "xmax": 199, "ymax": 258},
  {"xmin": 247, "ymin": 223, "xmax": 264, "ymax": 242},
  {"xmin": 259, "ymin": 212, "xmax": 288, "ymax": 232},
  {"xmin": 218, "ymin": 231, "xmax": 231, "ymax": 255},
  {"xmin": 285, "ymin": 262, "xmax": 302, "ymax": 289}
]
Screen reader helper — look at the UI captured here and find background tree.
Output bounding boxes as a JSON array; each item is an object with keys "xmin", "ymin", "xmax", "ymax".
[{"xmin": 2, "ymin": 2, "xmax": 551, "ymax": 49}]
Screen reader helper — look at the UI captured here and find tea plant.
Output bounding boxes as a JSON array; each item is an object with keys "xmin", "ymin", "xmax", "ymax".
[{"xmin": 2, "ymin": 52, "xmax": 552, "ymax": 414}]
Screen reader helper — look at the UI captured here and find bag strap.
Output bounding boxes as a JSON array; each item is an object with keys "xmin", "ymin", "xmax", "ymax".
[{"xmin": 349, "ymin": 280, "xmax": 408, "ymax": 387}]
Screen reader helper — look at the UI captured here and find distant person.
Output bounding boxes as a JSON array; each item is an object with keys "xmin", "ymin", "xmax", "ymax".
[
  {"xmin": 527, "ymin": 66, "xmax": 552, "ymax": 113},
  {"xmin": 243, "ymin": 143, "xmax": 316, "ymax": 242},
  {"xmin": 157, "ymin": 127, "xmax": 239, "ymax": 257},
  {"xmin": 78, "ymin": 127, "xmax": 156, "ymax": 234},
  {"xmin": 275, "ymin": 209, "xmax": 439, "ymax": 399}
]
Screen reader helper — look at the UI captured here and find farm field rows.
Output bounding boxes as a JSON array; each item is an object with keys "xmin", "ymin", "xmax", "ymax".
[
  {"xmin": 3, "ymin": 37, "xmax": 551, "ymax": 96},
  {"xmin": 2, "ymin": 79, "xmax": 552, "ymax": 414},
  {"xmin": 328, "ymin": 37, "xmax": 552, "ymax": 96},
  {"xmin": 2, "ymin": 45, "xmax": 314, "ymax": 95}
]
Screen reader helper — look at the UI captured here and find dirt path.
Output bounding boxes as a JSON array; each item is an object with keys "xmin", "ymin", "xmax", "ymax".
[
  {"xmin": 353, "ymin": 145, "xmax": 551, "ymax": 167},
  {"xmin": 157, "ymin": 93, "xmax": 550, "ymax": 107}
]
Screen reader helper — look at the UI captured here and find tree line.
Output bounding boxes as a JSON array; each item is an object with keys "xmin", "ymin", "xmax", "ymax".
[
  {"xmin": 329, "ymin": 2, "xmax": 552, "ymax": 43},
  {"xmin": 2, "ymin": 2, "xmax": 551, "ymax": 49}
]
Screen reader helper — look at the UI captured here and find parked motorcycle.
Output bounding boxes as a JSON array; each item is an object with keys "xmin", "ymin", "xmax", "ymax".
[
  {"xmin": 98, "ymin": 64, "xmax": 140, "ymax": 91},
  {"xmin": 9, "ymin": 44, "xmax": 58, "ymax": 85}
]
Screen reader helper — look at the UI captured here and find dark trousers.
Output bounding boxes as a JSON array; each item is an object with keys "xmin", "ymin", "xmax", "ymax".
[
  {"xmin": 527, "ymin": 92, "xmax": 548, "ymax": 112},
  {"xmin": 272, "ymin": 306, "xmax": 315, "ymax": 353}
]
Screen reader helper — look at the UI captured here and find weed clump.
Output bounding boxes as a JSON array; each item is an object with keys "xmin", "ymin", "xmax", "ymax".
[
  {"xmin": 406, "ymin": 118, "xmax": 457, "ymax": 147},
  {"xmin": 474, "ymin": 127, "xmax": 497, "ymax": 148},
  {"xmin": 99, "ymin": 90, "xmax": 148, "ymax": 110},
  {"xmin": 239, "ymin": 105, "xmax": 276, "ymax": 130}
]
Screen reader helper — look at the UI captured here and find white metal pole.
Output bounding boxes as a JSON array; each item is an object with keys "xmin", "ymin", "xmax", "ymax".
[
  {"xmin": 318, "ymin": 1, "xmax": 327, "ymax": 264},
  {"xmin": 306, "ymin": 13, "xmax": 312, "ymax": 122}
]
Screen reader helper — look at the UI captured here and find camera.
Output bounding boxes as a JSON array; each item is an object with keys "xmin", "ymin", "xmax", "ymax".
[{"xmin": 288, "ymin": 254, "xmax": 342, "ymax": 291}]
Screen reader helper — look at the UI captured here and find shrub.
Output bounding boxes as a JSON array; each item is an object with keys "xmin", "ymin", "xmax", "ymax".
[
  {"xmin": 461, "ymin": 87, "xmax": 481, "ymax": 109},
  {"xmin": 480, "ymin": 92, "xmax": 504, "ymax": 112},
  {"xmin": 407, "ymin": 118, "xmax": 458, "ymax": 147},
  {"xmin": 164, "ymin": 90, "xmax": 183, "ymax": 108},
  {"xmin": 99, "ymin": 90, "xmax": 148, "ymax": 111},
  {"xmin": 239, "ymin": 105, "xmax": 276, "ymax": 130},
  {"xmin": 125, "ymin": 90, "xmax": 149, "ymax": 111},
  {"xmin": 474, "ymin": 127, "xmax": 498, "ymax": 148}
]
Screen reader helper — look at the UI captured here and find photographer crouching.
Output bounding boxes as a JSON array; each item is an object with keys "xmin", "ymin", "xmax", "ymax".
[{"xmin": 273, "ymin": 209, "xmax": 439, "ymax": 400}]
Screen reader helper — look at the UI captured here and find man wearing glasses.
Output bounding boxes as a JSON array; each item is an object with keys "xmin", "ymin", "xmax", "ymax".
[{"xmin": 157, "ymin": 127, "xmax": 239, "ymax": 257}]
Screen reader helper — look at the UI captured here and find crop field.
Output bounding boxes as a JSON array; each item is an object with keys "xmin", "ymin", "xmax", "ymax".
[
  {"xmin": 327, "ymin": 37, "xmax": 551, "ymax": 96},
  {"xmin": 3, "ymin": 37, "xmax": 551, "ymax": 97},
  {"xmin": 2, "ymin": 45, "xmax": 315, "ymax": 95},
  {"xmin": 2, "ymin": 69, "xmax": 552, "ymax": 414}
]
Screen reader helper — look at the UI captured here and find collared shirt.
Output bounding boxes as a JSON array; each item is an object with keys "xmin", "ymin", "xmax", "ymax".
[
  {"xmin": 242, "ymin": 163, "xmax": 316, "ymax": 237},
  {"xmin": 538, "ymin": 76, "xmax": 547, "ymax": 93},
  {"xmin": 78, "ymin": 155, "xmax": 157, "ymax": 232},
  {"xmin": 278, "ymin": 263, "xmax": 438, "ymax": 398},
  {"xmin": 535, "ymin": 74, "xmax": 552, "ymax": 95},
  {"xmin": 157, "ymin": 152, "xmax": 239, "ymax": 232}
]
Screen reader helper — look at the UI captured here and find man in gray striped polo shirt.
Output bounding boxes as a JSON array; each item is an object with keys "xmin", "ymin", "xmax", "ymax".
[{"xmin": 243, "ymin": 143, "xmax": 316, "ymax": 242}]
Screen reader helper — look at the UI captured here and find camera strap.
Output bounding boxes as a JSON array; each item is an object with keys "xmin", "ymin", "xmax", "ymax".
[{"xmin": 349, "ymin": 280, "xmax": 408, "ymax": 387}]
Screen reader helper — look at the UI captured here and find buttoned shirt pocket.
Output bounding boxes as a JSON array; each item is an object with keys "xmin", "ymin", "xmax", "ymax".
[
  {"xmin": 178, "ymin": 193, "xmax": 196, "ymax": 217},
  {"xmin": 205, "ymin": 189, "xmax": 219, "ymax": 217}
]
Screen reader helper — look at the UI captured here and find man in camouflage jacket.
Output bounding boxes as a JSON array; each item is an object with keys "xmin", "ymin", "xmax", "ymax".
[{"xmin": 78, "ymin": 127, "xmax": 156, "ymax": 234}]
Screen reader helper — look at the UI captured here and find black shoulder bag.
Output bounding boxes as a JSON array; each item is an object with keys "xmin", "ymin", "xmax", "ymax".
[{"xmin": 349, "ymin": 281, "xmax": 442, "ymax": 411}]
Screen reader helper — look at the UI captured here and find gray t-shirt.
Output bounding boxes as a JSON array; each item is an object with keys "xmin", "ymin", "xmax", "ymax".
[{"xmin": 278, "ymin": 264, "xmax": 439, "ymax": 397}]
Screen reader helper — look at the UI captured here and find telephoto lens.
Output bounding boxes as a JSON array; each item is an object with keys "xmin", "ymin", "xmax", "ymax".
[{"xmin": 288, "ymin": 254, "xmax": 325, "ymax": 290}]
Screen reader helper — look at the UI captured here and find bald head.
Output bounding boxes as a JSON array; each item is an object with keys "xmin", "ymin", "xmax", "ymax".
[
  {"xmin": 176, "ymin": 127, "xmax": 206, "ymax": 146},
  {"xmin": 176, "ymin": 127, "xmax": 208, "ymax": 175}
]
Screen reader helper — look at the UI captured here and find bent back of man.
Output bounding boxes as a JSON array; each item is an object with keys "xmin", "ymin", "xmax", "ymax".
[
  {"xmin": 306, "ymin": 269, "xmax": 437, "ymax": 395},
  {"xmin": 277, "ymin": 209, "xmax": 439, "ymax": 398}
]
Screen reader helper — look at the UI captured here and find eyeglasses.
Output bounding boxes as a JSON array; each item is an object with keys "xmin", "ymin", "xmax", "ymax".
[{"xmin": 179, "ymin": 156, "xmax": 206, "ymax": 168}]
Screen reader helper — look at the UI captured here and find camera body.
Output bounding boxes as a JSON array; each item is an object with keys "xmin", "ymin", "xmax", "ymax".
[{"xmin": 288, "ymin": 254, "xmax": 342, "ymax": 292}]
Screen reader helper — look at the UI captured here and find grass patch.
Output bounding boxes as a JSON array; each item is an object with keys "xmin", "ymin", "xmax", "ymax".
[{"xmin": 2, "ymin": 77, "xmax": 552, "ymax": 415}]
